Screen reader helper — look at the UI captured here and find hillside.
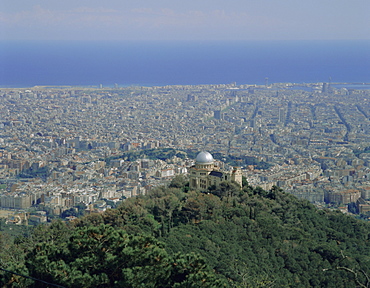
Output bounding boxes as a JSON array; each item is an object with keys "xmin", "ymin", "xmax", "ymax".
[{"xmin": 1, "ymin": 179, "xmax": 370, "ymax": 287}]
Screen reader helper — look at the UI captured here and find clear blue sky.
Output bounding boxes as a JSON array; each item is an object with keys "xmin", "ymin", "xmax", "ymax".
[{"xmin": 1, "ymin": 0, "xmax": 369, "ymax": 41}]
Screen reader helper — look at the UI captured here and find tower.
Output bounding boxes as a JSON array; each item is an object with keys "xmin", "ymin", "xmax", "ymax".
[
  {"xmin": 278, "ymin": 108, "xmax": 285, "ymax": 124},
  {"xmin": 231, "ymin": 167, "xmax": 243, "ymax": 187}
]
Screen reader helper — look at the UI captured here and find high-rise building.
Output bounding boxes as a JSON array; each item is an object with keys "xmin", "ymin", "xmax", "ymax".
[{"xmin": 278, "ymin": 108, "xmax": 285, "ymax": 123}]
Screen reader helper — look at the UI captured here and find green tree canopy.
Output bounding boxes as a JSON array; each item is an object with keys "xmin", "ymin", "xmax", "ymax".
[{"xmin": 25, "ymin": 223, "xmax": 224, "ymax": 288}]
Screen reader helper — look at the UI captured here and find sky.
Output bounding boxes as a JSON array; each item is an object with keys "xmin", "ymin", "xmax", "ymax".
[{"xmin": 0, "ymin": 1, "xmax": 369, "ymax": 41}]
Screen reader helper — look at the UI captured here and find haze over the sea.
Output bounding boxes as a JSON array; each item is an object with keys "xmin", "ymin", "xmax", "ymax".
[
  {"xmin": 1, "ymin": 40, "xmax": 369, "ymax": 88},
  {"xmin": 1, "ymin": 1, "xmax": 369, "ymax": 87}
]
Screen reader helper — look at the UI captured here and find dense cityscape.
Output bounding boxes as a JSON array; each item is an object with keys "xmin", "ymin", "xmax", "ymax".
[{"xmin": 1, "ymin": 82, "xmax": 370, "ymax": 224}]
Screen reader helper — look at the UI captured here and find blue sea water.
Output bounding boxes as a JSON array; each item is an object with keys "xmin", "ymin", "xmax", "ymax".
[{"xmin": 0, "ymin": 40, "xmax": 369, "ymax": 87}]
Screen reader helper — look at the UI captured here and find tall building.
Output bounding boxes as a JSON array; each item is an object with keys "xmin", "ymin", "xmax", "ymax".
[
  {"xmin": 189, "ymin": 151, "xmax": 242, "ymax": 190},
  {"xmin": 322, "ymin": 83, "xmax": 328, "ymax": 93},
  {"xmin": 278, "ymin": 108, "xmax": 285, "ymax": 124}
]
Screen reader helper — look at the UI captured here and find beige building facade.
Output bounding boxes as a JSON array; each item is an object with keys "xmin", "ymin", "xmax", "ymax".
[{"xmin": 189, "ymin": 151, "xmax": 242, "ymax": 190}]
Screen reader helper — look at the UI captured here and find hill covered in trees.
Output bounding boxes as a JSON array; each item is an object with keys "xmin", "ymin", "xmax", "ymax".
[{"xmin": 2, "ymin": 178, "xmax": 370, "ymax": 287}]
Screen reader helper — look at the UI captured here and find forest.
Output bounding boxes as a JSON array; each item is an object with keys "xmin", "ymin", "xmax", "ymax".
[{"xmin": 1, "ymin": 176, "xmax": 370, "ymax": 287}]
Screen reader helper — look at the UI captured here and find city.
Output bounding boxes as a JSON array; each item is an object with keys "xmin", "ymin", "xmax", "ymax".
[{"xmin": 1, "ymin": 82, "xmax": 370, "ymax": 223}]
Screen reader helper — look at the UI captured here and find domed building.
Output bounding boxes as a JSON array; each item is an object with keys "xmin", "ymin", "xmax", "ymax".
[
  {"xmin": 195, "ymin": 151, "xmax": 215, "ymax": 170},
  {"xmin": 189, "ymin": 151, "xmax": 242, "ymax": 190}
]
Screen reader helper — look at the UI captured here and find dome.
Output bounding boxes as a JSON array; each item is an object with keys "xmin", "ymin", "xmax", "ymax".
[{"xmin": 195, "ymin": 151, "xmax": 214, "ymax": 164}]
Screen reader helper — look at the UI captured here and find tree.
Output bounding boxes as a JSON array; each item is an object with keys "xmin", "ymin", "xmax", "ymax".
[
  {"xmin": 169, "ymin": 174, "xmax": 189, "ymax": 191},
  {"xmin": 25, "ymin": 224, "xmax": 224, "ymax": 288},
  {"xmin": 208, "ymin": 181, "xmax": 241, "ymax": 201},
  {"xmin": 61, "ymin": 208, "xmax": 78, "ymax": 218},
  {"xmin": 241, "ymin": 176, "xmax": 249, "ymax": 187},
  {"xmin": 75, "ymin": 202, "xmax": 87, "ymax": 216}
]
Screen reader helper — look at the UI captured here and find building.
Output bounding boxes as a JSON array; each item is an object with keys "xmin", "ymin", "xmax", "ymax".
[
  {"xmin": 189, "ymin": 151, "xmax": 242, "ymax": 190},
  {"xmin": 0, "ymin": 192, "xmax": 37, "ymax": 209},
  {"xmin": 325, "ymin": 189, "xmax": 361, "ymax": 205},
  {"xmin": 356, "ymin": 198, "xmax": 370, "ymax": 215}
]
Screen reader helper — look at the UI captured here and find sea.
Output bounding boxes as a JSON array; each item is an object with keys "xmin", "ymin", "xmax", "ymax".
[{"xmin": 0, "ymin": 40, "xmax": 369, "ymax": 88}]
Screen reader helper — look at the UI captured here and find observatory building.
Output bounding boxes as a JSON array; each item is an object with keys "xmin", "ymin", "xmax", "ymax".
[{"xmin": 189, "ymin": 151, "xmax": 242, "ymax": 190}]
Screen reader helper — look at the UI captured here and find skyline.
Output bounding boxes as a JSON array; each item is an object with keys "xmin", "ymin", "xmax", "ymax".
[{"xmin": 1, "ymin": 1, "xmax": 369, "ymax": 41}]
